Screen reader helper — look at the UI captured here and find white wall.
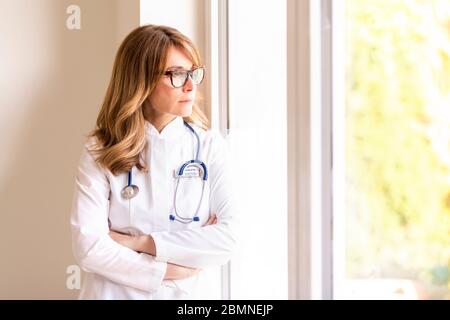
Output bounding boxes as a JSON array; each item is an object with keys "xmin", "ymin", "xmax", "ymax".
[
  {"xmin": 140, "ymin": 0, "xmax": 204, "ymax": 47},
  {"xmin": 0, "ymin": 0, "xmax": 124, "ymax": 299}
]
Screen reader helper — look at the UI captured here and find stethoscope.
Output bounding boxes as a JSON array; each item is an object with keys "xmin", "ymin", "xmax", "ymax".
[{"xmin": 121, "ymin": 121, "xmax": 208, "ymax": 223}]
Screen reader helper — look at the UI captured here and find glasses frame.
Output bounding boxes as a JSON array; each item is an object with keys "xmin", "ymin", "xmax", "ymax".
[{"xmin": 163, "ymin": 66, "xmax": 205, "ymax": 88}]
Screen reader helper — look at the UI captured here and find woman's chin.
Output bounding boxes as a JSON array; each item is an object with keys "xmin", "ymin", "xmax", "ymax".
[{"xmin": 176, "ymin": 103, "xmax": 193, "ymax": 117}]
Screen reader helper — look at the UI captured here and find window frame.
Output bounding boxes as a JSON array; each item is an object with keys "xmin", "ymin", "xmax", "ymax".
[
  {"xmin": 287, "ymin": 0, "xmax": 334, "ymax": 299},
  {"xmin": 204, "ymin": 0, "xmax": 231, "ymax": 300}
]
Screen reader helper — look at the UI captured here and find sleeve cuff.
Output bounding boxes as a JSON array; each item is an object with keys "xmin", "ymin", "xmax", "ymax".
[
  {"xmin": 151, "ymin": 232, "xmax": 170, "ymax": 263},
  {"xmin": 141, "ymin": 253, "xmax": 167, "ymax": 292}
]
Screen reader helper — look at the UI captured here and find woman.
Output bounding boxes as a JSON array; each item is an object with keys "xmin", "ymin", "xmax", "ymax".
[{"xmin": 70, "ymin": 24, "xmax": 238, "ymax": 299}]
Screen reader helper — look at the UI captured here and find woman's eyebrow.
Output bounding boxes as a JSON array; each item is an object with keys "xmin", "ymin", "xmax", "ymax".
[{"xmin": 166, "ymin": 64, "xmax": 194, "ymax": 70}]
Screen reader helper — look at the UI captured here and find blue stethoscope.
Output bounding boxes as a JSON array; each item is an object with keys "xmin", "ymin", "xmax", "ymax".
[{"xmin": 121, "ymin": 121, "xmax": 208, "ymax": 223}]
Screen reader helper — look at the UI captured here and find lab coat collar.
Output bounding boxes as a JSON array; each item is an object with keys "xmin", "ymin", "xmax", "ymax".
[{"xmin": 145, "ymin": 116, "xmax": 185, "ymax": 140}]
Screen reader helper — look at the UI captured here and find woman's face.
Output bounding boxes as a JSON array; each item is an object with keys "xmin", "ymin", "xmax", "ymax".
[{"xmin": 146, "ymin": 46, "xmax": 197, "ymax": 119}]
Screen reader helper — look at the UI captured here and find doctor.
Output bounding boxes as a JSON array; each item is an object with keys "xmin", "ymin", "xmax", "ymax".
[{"xmin": 70, "ymin": 24, "xmax": 238, "ymax": 299}]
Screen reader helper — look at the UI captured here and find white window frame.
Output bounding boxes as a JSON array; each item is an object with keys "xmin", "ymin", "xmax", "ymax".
[
  {"xmin": 331, "ymin": 0, "xmax": 346, "ymax": 300},
  {"xmin": 204, "ymin": 0, "xmax": 231, "ymax": 300},
  {"xmin": 287, "ymin": 0, "xmax": 333, "ymax": 299}
]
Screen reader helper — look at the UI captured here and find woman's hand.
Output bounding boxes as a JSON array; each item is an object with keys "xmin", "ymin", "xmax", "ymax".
[
  {"xmin": 164, "ymin": 263, "xmax": 201, "ymax": 280},
  {"xmin": 202, "ymin": 213, "xmax": 217, "ymax": 226}
]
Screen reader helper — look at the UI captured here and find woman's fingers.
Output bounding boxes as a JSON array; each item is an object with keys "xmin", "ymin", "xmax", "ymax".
[
  {"xmin": 202, "ymin": 216, "xmax": 211, "ymax": 227},
  {"xmin": 202, "ymin": 215, "xmax": 211, "ymax": 226},
  {"xmin": 202, "ymin": 213, "xmax": 217, "ymax": 226}
]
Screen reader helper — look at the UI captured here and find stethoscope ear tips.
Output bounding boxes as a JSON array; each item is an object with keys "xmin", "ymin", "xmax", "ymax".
[
  {"xmin": 193, "ymin": 217, "xmax": 200, "ymax": 222},
  {"xmin": 169, "ymin": 214, "xmax": 176, "ymax": 221}
]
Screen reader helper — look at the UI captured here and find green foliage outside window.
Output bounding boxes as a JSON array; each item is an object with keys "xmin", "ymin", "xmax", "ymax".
[{"xmin": 346, "ymin": 0, "xmax": 450, "ymax": 299}]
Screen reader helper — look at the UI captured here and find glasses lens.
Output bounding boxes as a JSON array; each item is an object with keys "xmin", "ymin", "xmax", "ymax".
[
  {"xmin": 191, "ymin": 67, "xmax": 204, "ymax": 85},
  {"xmin": 168, "ymin": 67, "xmax": 204, "ymax": 88},
  {"xmin": 171, "ymin": 71, "xmax": 187, "ymax": 88}
]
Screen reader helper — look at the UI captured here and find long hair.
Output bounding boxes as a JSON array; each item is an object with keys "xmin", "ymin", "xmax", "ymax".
[{"xmin": 89, "ymin": 24, "xmax": 209, "ymax": 175}]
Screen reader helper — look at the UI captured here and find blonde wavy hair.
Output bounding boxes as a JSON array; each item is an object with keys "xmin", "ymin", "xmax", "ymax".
[{"xmin": 89, "ymin": 24, "xmax": 209, "ymax": 175}]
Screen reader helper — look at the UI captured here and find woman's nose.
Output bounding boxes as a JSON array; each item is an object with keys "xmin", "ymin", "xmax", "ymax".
[{"xmin": 182, "ymin": 75, "xmax": 194, "ymax": 92}]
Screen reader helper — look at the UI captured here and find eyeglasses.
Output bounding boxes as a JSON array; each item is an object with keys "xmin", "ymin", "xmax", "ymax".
[{"xmin": 163, "ymin": 66, "xmax": 204, "ymax": 88}]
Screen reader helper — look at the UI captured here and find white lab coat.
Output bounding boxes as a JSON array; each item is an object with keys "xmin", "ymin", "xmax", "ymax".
[{"xmin": 70, "ymin": 116, "xmax": 238, "ymax": 299}]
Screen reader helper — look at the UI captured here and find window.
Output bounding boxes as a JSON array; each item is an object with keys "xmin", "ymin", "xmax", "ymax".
[
  {"xmin": 334, "ymin": 0, "xmax": 450, "ymax": 300},
  {"xmin": 226, "ymin": 0, "xmax": 288, "ymax": 299}
]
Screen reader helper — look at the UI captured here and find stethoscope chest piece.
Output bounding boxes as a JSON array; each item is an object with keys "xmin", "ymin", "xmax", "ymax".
[
  {"xmin": 121, "ymin": 184, "xmax": 139, "ymax": 200},
  {"xmin": 121, "ymin": 168, "xmax": 139, "ymax": 200}
]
